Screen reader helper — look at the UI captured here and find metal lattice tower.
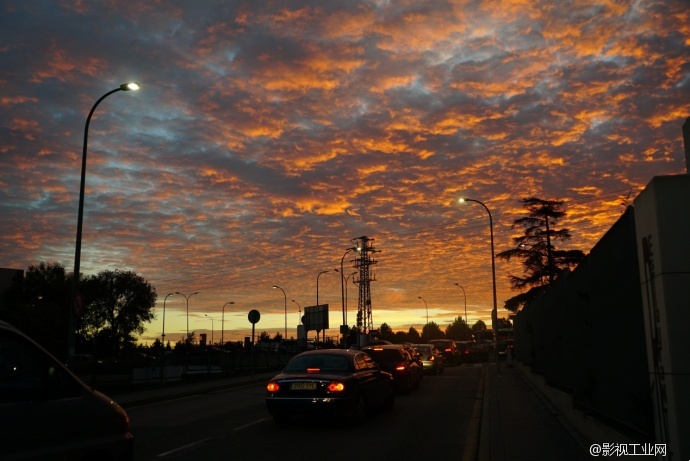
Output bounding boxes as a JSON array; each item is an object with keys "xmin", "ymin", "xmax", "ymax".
[{"xmin": 352, "ymin": 236, "xmax": 377, "ymax": 334}]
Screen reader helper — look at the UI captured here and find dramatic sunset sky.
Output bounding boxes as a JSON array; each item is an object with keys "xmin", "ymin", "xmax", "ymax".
[{"xmin": 1, "ymin": 1, "xmax": 688, "ymax": 345}]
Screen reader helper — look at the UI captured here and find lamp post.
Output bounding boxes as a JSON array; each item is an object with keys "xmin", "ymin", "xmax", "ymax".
[
  {"xmin": 292, "ymin": 299, "xmax": 301, "ymax": 323},
  {"xmin": 68, "ymin": 82, "xmax": 140, "ymax": 367},
  {"xmin": 273, "ymin": 285, "xmax": 287, "ymax": 339},
  {"xmin": 175, "ymin": 291, "xmax": 199, "ymax": 346},
  {"xmin": 316, "ymin": 270, "xmax": 331, "ymax": 343},
  {"xmin": 455, "ymin": 283, "xmax": 468, "ymax": 340},
  {"xmin": 418, "ymin": 296, "xmax": 429, "ymax": 326},
  {"xmin": 204, "ymin": 314, "xmax": 215, "ymax": 346},
  {"xmin": 221, "ymin": 301, "xmax": 234, "ymax": 347},
  {"xmin": 161, "ymin": 292, "xmax": 174, "ymax": 345},
  {"xmin": 160, "ymin": 292, "xmax": 173, "ymax": 382},
  {"xmin": 339, "ymin": 247, "xmax": 359, "ymax": 339},
  {"xmin": 345, "ymin": 271, "xmax": 357, "ymax": 326},
  {"xmin": 459, "ymin": 197, "xmax": 500, "ymax": 371}
]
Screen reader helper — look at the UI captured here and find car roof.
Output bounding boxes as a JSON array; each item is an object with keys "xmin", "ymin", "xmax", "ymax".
[{"xmin": 293, "ymin": 349, "xmax": 361, "ymax": 357}]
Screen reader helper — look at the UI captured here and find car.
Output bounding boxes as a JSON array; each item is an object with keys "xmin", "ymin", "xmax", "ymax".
[
  {"xmin": 361, "ymin": 344, "xmax": 422, "ymax": 394},
  {"xmin": 429, "ymin": 339, "xmax": 460, "ymax": 366},
  {"xmin": 265, "ymin": 349, "xmax": 394, "ymax": 424},
  {"xmin": 0, "ymin": 320, "xmax": 133, "ymax": 461},
  {"xmin": 412, "ymin": 344, "xmax": 445, "ymax": 374}
]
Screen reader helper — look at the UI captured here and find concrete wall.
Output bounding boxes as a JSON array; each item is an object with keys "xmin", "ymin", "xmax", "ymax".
[{"xmin": 634, "ymin": 175, "xmax": 690, "ymax": 461}]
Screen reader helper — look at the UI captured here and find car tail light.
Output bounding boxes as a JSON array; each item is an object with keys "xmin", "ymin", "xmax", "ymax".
[
  {"xmin": 307, "ymin": 368, "xmax": 320, "ymax": 373},
  {"xmin": 444, "ymin": 348, "xmax": 452, "ymax": 352},
  {"xmin": 429, "ymin": 355, "xmax": 435, "ymax": 361},
  {"xmin": 267, "ymin": 382, "xmax": 280, "ymax": 392},
  {"xmin": 328, "ymin": 382, "xmax": 346, "ymax": 392},
  {"xmin": 395, "ymin": 364, "xmax": 407, "ymax": 371}
]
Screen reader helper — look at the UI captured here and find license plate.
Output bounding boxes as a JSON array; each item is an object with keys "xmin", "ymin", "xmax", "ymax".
[{"xmin": 291, "ymin": 382, "xmax": 317, "ymax": 390}]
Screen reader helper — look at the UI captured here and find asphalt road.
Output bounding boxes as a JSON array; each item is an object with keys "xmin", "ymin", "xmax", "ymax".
[{"xmin": 126, "ymin": 364, "xmax": 485, "ymax": 461}]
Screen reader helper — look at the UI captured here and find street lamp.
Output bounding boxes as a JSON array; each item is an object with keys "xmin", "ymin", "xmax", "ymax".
[
  {"xmin": 204, "ymin": 314, "xmax": 215, "ymax": 346},
  {"xmin": 221, "ymin": 301, "xmax": 234, "ymax": 347},
  {"xmin": 175, "ymin": 291, "xmax": 199, "ymax": 345},
  {"xmin": 316, "ymin": 270, "xmax": 331, "ymax": 343},
  {"xmin": 292, "ymin": 299, "xmax": 301, "ymax": 323},
  {"xmin": 418, "ymin": 296, "xmax": 429, "ymax": 326},
  {"xmin": 455, "ymin": 283, "xmax": 468, "ymax": 340},
  {"xmin": 339, "ymin": 247, "xmax": 360, "ymax": 337},
  {"xmin": 68, "ymin": 82, "xmax": 140, "ymax": 366},
  {"xmin": 273, "ymin": 285, "xmax": 287, "ymax": 339},
  {"xmin": 161, "ymin": 293, "xmax": 174, "ymax": 345},
  {"xmin": 459, "ymin": 197, "xmax": 499, "ymax": 371}
]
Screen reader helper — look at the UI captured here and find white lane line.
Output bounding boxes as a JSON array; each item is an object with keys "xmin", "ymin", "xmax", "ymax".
[
  {"xmin": 156, "ymin": 437, "xmax": 212, "ymax": 457},
  {"xmin": 233, "ymin": 417, "xmax": 270, "ymax": 431}
]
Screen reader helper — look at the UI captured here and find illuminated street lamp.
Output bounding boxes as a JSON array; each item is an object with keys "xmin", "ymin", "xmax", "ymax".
[
  {"xmin": 459, "ymin": 197, "xmax": 499, "ymax": 371},
  {"xmin": 221, "ymin": 301, "xmax": 234, "ymax": 347},
  {"xmin": 273, "ymin": 285, "xmax": 287, "ymax": 339},
  {"xmin": 454, "ymin": 283, "xmax": 468, "ymax": 340},
  {"xmin": 68, "ymin": 82, "xmax": 140, "ymax": 366}
]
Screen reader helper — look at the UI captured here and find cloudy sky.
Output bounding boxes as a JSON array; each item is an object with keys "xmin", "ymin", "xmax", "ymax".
[{"xmin": 1, "ymin": 0, "xmax": 688, "ymax": 345}]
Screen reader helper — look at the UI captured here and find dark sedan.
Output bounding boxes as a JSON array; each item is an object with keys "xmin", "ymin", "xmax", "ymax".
[
  {"xmin": 266, "ymin": 349, "xmax": 394, "ymax": 424},
  {"xmin": 361, "ymin": 344, "xmax": 422, "ymax": 394}
]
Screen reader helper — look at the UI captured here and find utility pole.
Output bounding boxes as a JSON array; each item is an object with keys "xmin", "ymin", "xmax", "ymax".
[{"xmin": 352, "ymin": 236, "xmax": 378, "ymax": 336}]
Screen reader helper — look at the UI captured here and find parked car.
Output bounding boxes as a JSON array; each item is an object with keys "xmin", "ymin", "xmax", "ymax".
[
  {"xmin": 412, "ymin": 344, "xmax": 445, "ymax": 374},
  {"xmin": 0, "ymin": 320, "xmax": 133, "ymax": 461},
  {"xmin": 265, "ymin": 349, "xmax": 394, "ymax": 424},
  {"xmin": 362, "ymin": 344, "xmax": 422, "ymax": 394},
  {"xmin": 429, "ymin": 339, "xmax": 460, "ymax": 366}
]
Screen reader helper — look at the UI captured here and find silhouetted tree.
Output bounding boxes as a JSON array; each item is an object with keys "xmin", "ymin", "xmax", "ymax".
[
  {"xmin": 496, "ymin": 197, "xmax": 585, "ymax": 312},
  {"xmin": 421, "ymin": 321, "xmax": 444, "ymax": 342},
  {"xmin": 404, "ymin": 326, "xmax": 421, "ymax": 343},
  {"xmin": 378, "ymin": 323, "xmax": 396, "ymax": 342},
  {"xmin": 80, "ymin": 270, "xmax": 156, "ymax": 356},
  {"xmin": 445, "ymin": 316, "xmax": 471, "ymax": 341}
]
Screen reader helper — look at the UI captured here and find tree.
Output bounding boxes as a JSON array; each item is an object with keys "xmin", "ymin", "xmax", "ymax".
[
  {"xmin": 421, "ymin": 321, "xmax": 444, "ymax": 342},
  {"xmin": 1, "ymin": 262, "xmax": 71, "ymax": 359},
  {"xmin": 445, "ymin": 316, "xmax": 471, "ymax": 341},
  {"xmin": 258, "ymin": 331, "xmax": 271, "ymax": 342},
  {"xmin": 80, "ymin": 269, "xmax": 156, "ymax": 356},
  {"xmin": 378, "ymin": 323, "xmax": 396, "ymax": 342},
  {"xmin": 496, "ymin": 197, "xmax": 585, "ymax": 312},
  {"xmin": 403, "ymin": 326, "xmax": 421, "ymax": 343}
]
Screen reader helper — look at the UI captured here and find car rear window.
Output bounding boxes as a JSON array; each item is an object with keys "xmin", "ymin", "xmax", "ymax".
[
  {"xmin": 284, "ymin": 354, "xmax": 352, "ymax": 372},
  {"xmin": 363, "ymin": 349, "xmax": 403, "ymax": 361}
]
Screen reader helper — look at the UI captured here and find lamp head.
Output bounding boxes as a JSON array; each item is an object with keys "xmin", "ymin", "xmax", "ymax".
[{"xmin": 120, "ymin": 82, "xmax": 140, "ymax": 91}]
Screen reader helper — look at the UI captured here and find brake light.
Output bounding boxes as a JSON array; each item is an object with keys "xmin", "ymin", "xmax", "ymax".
[
  {"xmin": 307, "ymin": 368, "xmax": 320, "ymax": 373},
  {"xmin": 395, "ymin": 364, "xmax": 406, "ymax": 371},
  {"xmin": 267, "ymin": 382, "xmax": 280, "ymax": 392},
  {"xmin": 429, "ymin": 355, "xmax": 435, "ymax": 361},
  {"xmin": 328, "ymin": 382, "xmax": 345, "ymax": 392},
  {"xmin": 444, "ymin": 348, "xmax": 451, "ymax": 352}
]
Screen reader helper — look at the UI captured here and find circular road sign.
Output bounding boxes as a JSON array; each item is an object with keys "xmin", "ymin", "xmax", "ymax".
[{"xmin": 248, "ymin": 309, "xmax": 260, "ymax": 324}]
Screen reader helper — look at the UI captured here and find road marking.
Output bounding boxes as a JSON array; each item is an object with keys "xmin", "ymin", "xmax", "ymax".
[
  {"xmin": 233, "ymin": 417, "xmax": 270, "ymax": 431},
  {"xmin": 156, "ymin": 437, "xmax": 212, "ymax": 457},
  {"xmin": 461, "ymin": 364, "xmax": 486, "ymax": 461}
]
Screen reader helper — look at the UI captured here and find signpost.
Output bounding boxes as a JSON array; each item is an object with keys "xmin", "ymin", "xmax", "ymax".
[{"xmin": 248, "ymin": 309, "xmax": 260, "ymax": 376}]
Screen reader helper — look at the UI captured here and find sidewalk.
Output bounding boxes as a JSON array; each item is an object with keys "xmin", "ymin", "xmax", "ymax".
[{"xmin": 478, "ymin": 361, "xmax": 590, "ymax": 461}]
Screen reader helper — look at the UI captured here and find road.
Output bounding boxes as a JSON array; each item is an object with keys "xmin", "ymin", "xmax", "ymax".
[{"xmin": 127, "ymin": 364, "xmax": 485, "ymax": 461}]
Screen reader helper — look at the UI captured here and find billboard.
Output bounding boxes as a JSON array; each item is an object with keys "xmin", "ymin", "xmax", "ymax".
[{"xmin": 303, "ymin": 304, "xmax": 329, "ymax": 332}]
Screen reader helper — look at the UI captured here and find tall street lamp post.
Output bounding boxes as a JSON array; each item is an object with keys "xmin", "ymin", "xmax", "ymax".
[
  {"xmin": 221, "ymin": 301, "xmax": 234, "ymax": 347},
  {"xmin": 273, "ymin": 285, "xmax": 287, "ymax": 339},
  {"xmin": 316, "ymin": 270, "xmax": 330, "ymax": 343},
  {"xmin": 204, "ymin": 314, "xmax": 215, "ymax": 346},
  {"xmin": 68, "ymin": 82, "xmax": 140, "ymax": 366},
  {"xmin": 160, "ymin": 292, "xmax": 173, "ymax": 382},
  {"xmin": 175, "ymin": 291, "xmax": 199, "ymax": 345},
  {"xmin": 459, "ymin": 197, "xmax": 500, "ymax": 372},
  {"xmin": 455, "ymin": 283, "xmax": 468, "ymax": 340},
  {"xmin": 339, "ymin": 247, "xmax": 359, "ymax": 342},
  {"xmin": 418, "ymin": 296, "xmax": 428, "ymax": 326},
  {"xmin": 292, "ymin": 300, "xmax": 301, "ymax": 323}
]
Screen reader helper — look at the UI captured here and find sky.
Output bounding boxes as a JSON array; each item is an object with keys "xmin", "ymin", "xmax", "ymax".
[{"xmin": 1, "ymin": 0, "xmax": 689, "ymax": 346}]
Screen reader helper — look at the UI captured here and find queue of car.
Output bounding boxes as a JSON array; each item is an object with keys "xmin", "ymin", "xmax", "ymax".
[{"xmin": 265, "ymin": 341, "xmax": 451, "ymax": 425}]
